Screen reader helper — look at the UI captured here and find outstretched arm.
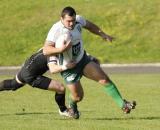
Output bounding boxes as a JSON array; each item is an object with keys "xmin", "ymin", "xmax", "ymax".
[{"xmin": 84, "ymin": 20, "xmax": 114, "ymax": 42}]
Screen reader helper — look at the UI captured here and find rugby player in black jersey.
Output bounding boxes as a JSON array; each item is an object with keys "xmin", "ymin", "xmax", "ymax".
[
  {"xmin": 0, "ymin": 48, "xmax": 99, "ymax": 118},
  {"xmin": 0, "ymin": 49, "xmax": 76, "ymax": 117}
]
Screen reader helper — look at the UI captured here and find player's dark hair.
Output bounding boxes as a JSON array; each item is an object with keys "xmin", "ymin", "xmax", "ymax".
[{"xmin": 61, "ymin": 6, "xmax": 76, "ymax": 18}]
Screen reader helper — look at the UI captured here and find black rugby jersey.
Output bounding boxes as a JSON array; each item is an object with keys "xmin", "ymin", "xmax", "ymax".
[{"xmin": 23, "ymin": 49, "xmax": 49, "ymax": 75}]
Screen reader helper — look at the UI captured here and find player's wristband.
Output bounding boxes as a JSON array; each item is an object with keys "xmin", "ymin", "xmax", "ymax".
[{"xmin": 61, "ymin": 65, "xmax": 67, "ymax": 71}]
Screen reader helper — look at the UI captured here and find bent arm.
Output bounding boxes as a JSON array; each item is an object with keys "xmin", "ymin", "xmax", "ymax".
[
  {"xmin": 43, "ymin": 41, "xmax": 62, "ymax": 56},
  {"xmin": 84, "ymin": 20, "xmax": 114, "ymax": 42},
  {"xmin": 48, "ymin": 63, "xmax": 65, "ymax": 74},
  {"xmin": 48, "ymin": 61, "xmax": 76, "ymax": 74},
  {"xmin": 43, "ymin": 35, "xmax": 72, "ymax": 56}
]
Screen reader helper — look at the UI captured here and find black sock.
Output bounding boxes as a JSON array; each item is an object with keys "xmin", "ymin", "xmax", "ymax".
[
  {"xmin": 0, "ymin": 81, "xmax": 5, "ymax": 91},
  {"xmin": 55, "ymin": 93, "xmax": 67, "ymax": 112},
  {"xmin": 0, "ymin": 79, "xmax": 23, "ymax": 91},
  {"xmin": 0, "ymin": 80, "xmax": 12, "ymax": 91}
]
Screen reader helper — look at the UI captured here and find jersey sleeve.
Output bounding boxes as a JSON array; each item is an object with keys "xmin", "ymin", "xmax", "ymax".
[
  {"xmin": 46, "ymin": 25, "xmax": 57, "ymax": 43},
  {"xmin": 76, "ymin": 15, "xmax": 86, "ymax": 27},
  {"xmin": 47, "ymin": 55, "xmax": 58, "ymax": 65}
]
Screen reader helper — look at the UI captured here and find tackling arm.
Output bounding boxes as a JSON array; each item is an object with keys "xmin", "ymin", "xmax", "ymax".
[
  {"xmin": 48, "ymin": 60, "xmax": 76, "ymax": 74},
  {"xmin": 48, "ymin": 63, "xmax": 64, "ymax": 74}
]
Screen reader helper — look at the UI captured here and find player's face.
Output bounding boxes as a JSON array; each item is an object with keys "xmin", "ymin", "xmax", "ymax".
[{"xmin": 61, "ymin": 14, "xmax": 76, "ymax": 30}]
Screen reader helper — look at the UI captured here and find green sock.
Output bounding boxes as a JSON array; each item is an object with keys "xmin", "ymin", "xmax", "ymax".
[
  {"xmin": 104, "ymin": 82, "xmax": 124, "ymax": 108},
  {"xmin": 69, "ymin": 96, "xmax": 77, "ymax": 111}
]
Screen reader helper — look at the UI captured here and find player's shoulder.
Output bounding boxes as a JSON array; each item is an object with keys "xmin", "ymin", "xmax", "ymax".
[
  {"xmin": 51, "ymin": 21, "xmax": 69, "ymax": 34},
  {"xmin": 76, "ymin": 15, "xmax": 86, "ymax": 26},
  {"xmin": 76, "ymin": 15, "xmax": 84, "ymax": 20},
  {"xmin": 52, "ymin": 21, "xmax": 64, "ymax": 31}
]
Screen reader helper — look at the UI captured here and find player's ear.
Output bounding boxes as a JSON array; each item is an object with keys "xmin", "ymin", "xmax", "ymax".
[{"xmin": 61, "ymin": 17, "xmax": 64, "ymax": 21}]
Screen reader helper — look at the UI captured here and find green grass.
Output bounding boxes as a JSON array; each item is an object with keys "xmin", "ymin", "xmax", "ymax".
[
  {"xmin": 0, "ymin": 73, "xmax": 160, "ymax": 130},
  {"xmin": 0, "ymin": 0, "xmax": 160, "ymax": 65}
]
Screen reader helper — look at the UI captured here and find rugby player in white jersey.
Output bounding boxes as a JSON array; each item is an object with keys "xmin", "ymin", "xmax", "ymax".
[{"xmin": 43, "ymin": 6, "xmax": 136, "ymax": 119}]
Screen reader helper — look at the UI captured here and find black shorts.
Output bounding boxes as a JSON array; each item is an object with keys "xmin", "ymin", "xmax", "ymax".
[
  {"xmin": 16, "ymin": 49, "xmax": 51, "ymax": 90},
  {"xmin": 61, "ymin": 52, "xmax": 91, "ymax": 84}
]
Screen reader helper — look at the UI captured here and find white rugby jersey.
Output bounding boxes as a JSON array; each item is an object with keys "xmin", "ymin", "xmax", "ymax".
[{"xmin": 46, "ymin": 15, "xmax": 86, "ymax": 66}]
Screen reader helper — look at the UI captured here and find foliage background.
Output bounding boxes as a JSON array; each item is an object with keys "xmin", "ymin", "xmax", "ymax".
[{"xmin": 0, "ymin": 0, "xmax": 159, "ymax": 65}]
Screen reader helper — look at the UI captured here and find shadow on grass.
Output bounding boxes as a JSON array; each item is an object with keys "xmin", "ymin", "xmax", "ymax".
[
  {"xmin": 86, "ymin": 116, "xmax": 160, "ymax": 121},
  {"xmin": 0, "ymin": 112, "xmax": 56, "ymax": 116},
  {"xmin": 0, "ymin": 112, "xmax": 160, "ymax": 121},
  {"xmin": 0, "ymin": 112, "xmax": 76, "ymax": 120}
]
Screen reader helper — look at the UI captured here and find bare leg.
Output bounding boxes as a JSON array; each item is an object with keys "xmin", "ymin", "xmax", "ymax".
[
  {"xmin": 83, "ymin": 62, "xmax": 124, "ymax": 108},
  {"xmin": 48, "ymin": 80, "xmax": 65, "ymax": 93},
  {"xmin": 67, "ymin": 81, "xmax": 84, "ymax": 119}
]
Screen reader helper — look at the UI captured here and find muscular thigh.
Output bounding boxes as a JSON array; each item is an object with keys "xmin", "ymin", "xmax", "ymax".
[{"xmin": 83, "ymin": 62, "xmax": 110, "ymax": 82}]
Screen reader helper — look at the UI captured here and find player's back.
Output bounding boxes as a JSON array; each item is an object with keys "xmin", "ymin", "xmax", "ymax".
[{"xmin": 23, "ymin": 49, "xmax": 48, "ymax": 75}]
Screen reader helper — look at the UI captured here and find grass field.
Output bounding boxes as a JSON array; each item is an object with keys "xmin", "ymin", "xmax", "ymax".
[
  {"xmin": 0, "ymin": 0, "xmax": 160, "ymax": 65},
  {"xmin": 0, "ymin": 73, "xmax": 160, "ymax": 130}
]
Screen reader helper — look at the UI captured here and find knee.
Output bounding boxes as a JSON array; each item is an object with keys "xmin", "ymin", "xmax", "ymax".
[
  {"xmin": 73, "ymin": 94, "xmax": 84, "ymax": 102},
  {"xmin": 98, "ymin": 79, "xmax": 110, "ymax": 85},
  {"xmin": 74, "ymin": 96, "xmax": 83, "ymax": 102},
  {"xmin": 58, "ymin": 85, "xmax": 65, "ymax": 93},
  {"xmin": 48, "ymin": 81, "xmax": 66, "ymax": 93},
  {"xmin": 77, "ymin": 96, "xmax": 83, "ymax": 102}
]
